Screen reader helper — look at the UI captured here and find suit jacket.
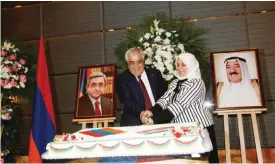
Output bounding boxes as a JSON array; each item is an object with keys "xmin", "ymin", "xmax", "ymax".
[
  {"xmin": 116, "ymin": 68, "xmax": 168, "ymax": 126},
  {"xmin": 77, "ymin": 95, "xmax": 112, "ymax": 117}
]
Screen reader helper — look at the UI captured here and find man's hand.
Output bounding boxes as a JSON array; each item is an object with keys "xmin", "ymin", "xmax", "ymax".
[
  {"xmin": 140, "ymin": 110, "xmax": 153, "ymax": 125},
  {"xmin": 145, "ymin": 117, "xmax": 154, "ymax": 125}
]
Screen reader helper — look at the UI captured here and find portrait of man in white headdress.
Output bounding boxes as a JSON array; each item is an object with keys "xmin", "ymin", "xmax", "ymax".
[{"xmin": 212, "ymin": 50, "xmax": 264, "ymax": 108}]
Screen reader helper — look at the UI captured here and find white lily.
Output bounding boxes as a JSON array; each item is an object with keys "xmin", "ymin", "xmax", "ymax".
[
  {"xmin": 19, "ymin": 82, "xmax": 25, "ymax": 88},
  {"xmin": 153, "ymin": 19, "xmax": 160, "ymax": 30},
  {"xmin": 4, "ymin": 83, "xmax": 12, "ymax": 89},
  {"xmin": 145, "ymin": 58, "xmax": 153, "ymax": 65},
  {"xmin": 144, "ymin": 33, "xmax": 151, "ymax": 39},
  {"xmin": 3, "ymin": 41, "xmax": 14, "ymax": 51},
  {"xmin": 165, "ymin": 32, "xmax": 172, "ymax": 37},
  {"xmin": 24, "ymin": 67, "xmax": 28, "ymax": 73},
  {"xmin": 154, "ymin": 36, "xmax": 162, "ymax": 43},
  {"xmin": 144, "ymin": 47, "xmax": 153, "ymax": 57},
  {"xmin": 163, "ymin": 38, "xmax": 171, "ymax": 45},
  {"xmin": 177, "ymin": 44, "xmax": 185, "ymax": 52},
  {"xmin": 143, "ymin": 42, "xmax": 150, "ymax": 48},
  {"xmin": 156, "ymin": 28, "xmax": 165, "ymax": 35}
]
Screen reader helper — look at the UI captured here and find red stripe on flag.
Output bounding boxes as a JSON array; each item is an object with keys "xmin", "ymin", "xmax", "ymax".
[
  {"xmin": 28, "ymin": 132, "xmax": 42, "ymax": 163},
  {"xmin": 36, "ymin": 36, "xmax": 56, "ymax": 128}
]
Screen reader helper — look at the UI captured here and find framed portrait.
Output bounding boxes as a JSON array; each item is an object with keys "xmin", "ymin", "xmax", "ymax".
[
  {"xmin": 74, "ymin": 64, "xmax": 116, "ymax": 119},
  {"xmin": 210, "ymin": 48, "xmax": 265, "ymax": 110}
]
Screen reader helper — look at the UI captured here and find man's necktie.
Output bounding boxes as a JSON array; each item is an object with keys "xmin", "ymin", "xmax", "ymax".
[
  {"xmin": 138, "ymin": 76, "xmax": 152, "ymax": 110},
  {"xmin": 95, "ymin": 100, "xmax": 102, "ymax": 116}
]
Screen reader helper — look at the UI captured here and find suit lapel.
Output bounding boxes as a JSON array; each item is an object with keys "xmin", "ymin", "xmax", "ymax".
[
  {"xmin": 83, "ymin": 95, "xmax": 95, "ymax": 116},
  {"xmin": 146, "ymin": 68, "xmax": 157, "ymax": 101},
  {"xmin": 126, "ymin": 71, "xmax": 144, "ymax": 107}
]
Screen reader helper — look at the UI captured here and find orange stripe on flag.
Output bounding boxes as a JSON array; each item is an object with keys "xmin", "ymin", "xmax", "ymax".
[{"xmin": 28, "ymin": 132, "xmax": 42, "ymax": 163}]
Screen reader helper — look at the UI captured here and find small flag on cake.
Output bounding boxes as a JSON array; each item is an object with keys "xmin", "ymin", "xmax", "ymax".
[{"xmin": 28, "ymin": 36, "xmax": 56, "ymax": 163}]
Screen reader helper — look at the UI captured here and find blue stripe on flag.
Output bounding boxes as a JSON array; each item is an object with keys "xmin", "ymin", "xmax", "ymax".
[
  {"xmin": 89, "ymin": 129, "xmax": 114, "ymax": 136},
  {"xmin": 80, "ymin": 69, "xmax": 86, "ymax": 95},
  {"xmin": 32, "ymin": 86, "xmax": 56, "ymax": 155}
]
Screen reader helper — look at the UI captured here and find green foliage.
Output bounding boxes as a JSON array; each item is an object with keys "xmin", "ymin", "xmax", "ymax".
[{"xmin": 114, "ymin": 12, "xmax": 210, "ymax": 87}]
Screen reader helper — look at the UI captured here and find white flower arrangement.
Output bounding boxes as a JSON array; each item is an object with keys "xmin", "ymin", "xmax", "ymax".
[
  {"xmin": 139, "ymin": 19, "xmax": 185, "ymax": 81},
  {"xmin": 1, "ymin": 41, "xmax": 28, "ymax": 89}
]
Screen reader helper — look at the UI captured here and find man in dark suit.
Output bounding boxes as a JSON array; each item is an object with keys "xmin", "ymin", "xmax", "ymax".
[
  {"xmin": 116, "ymin": 48, "xmax": 168, "ymax": 126},
  {"xmin": 76, "ymin": 72, "xmax": 112, "ymax": 117}
]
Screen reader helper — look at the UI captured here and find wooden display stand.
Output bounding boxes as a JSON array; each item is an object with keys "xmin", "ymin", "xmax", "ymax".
[
  {"xmin": 72, "ymin": 117, "xmax": 116, "ymax": 129},
  {"xmin": 214, "ymin": 108, "xmax": 266, "ymax": 163}
]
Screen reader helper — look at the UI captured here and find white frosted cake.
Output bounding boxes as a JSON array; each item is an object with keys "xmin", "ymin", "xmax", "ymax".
[{"xmin": 42, "ymin": 122, "xmax": 212, "ymax": 159}]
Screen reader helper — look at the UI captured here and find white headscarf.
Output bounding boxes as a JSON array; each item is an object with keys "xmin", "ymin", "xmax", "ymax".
[
  {"xmin": 219, "ymin": 58, "xmax": 261, "ymax": 107},
  {"xmin": 174, "ymin": 53, "xmax": 201, "ymax": 80}
]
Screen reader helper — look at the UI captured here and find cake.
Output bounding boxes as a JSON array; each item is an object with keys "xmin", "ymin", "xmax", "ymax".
[{"xmin": 42, "ymin": 122, "xmax": 213, "ymax": 159}]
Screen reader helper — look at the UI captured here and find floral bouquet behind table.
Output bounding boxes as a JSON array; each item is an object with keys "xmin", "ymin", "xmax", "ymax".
[
  {"xmin": 115, "ymin": 12, "xmax": 210, "ymax": 85},
  {"xmin": 1, "ymin": 41, "xmax": 28, "ymax": 90},
  {"xmin": 138, "ymin": 19, "xmax": 185, "ymax": 81},
  {"xmin": 1, "ymin": 40, "xmax": 30, "ymax": 163}
]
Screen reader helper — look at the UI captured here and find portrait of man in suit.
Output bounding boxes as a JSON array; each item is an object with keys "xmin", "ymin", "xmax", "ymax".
[
  {"xmin": 115, "ymin": 47, "xmax": 168, "ymax": 126},
  {"xmin": 76, "ymin": 71, "xmax": 112, "ymax": 117},
  {"xmin": 214, "ymin": 52, "xmax": 263, "ymax": 108}
]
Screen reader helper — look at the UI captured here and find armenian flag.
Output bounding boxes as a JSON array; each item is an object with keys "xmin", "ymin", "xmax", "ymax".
[{"xmin": 28, "ymin": 36, "xmax": 56, "ymax": 162}]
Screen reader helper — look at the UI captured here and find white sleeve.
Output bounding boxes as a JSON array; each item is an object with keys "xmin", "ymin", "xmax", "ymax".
[
  {"xmin": 167, "ymin": 79, "xmax": 204, "ymax": 117},
  {"xmin": 156, "ymin": 79, "xmax": 177, "ymax": 110}
]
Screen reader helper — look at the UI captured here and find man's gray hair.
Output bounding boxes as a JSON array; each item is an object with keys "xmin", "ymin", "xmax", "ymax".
[
  {"xmin": 87, "ymin": 71, "xmax": 107, "ymax": 86},
  {"xmin": 125, "ymin": 47, "xmax": 144, "ymax": 62}
]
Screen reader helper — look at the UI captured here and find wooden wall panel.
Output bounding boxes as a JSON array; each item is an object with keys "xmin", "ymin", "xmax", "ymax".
[
  {"xmin": 104, "ymin": 30, "xmax": 125, "ymax": 64},
  {"xmin": 19, "ymin": 117, "xmax": 32, "ymax": 134},
  {"xmin": 45, "ymin": 33, "xmax": 104, "ymax": 75},
  {"xmin": 42, "ymin": 2, "xmax": 102, "ymax": 37},
  {"xmin": 246, "ymin": 2, "xmax": 275, "ymax": 13},
  {"xmin": 247, "ymin": 12, "xmax": 275, "ymax": 55},
  {"xmin": 213, "ymin": 116, "xmax": 225, "ymax": 148},
  {"xmin": 18, "ymin": 132, "xmax": 30, "ymax": 156},
  {"xmin": 259, "ymin": 57, "xmax": 275, "ymax": 102},
  {"xmin": 258, "ymin": 112, "xmax": 275, "ymax": 147},
  {"xmin": 103, "ymin": 1, "xmax": 169, "ymax": 29},
  {"xmin": 171, "ymin": 2, "xmax": 244, "ymax": 19},
  {"xmin": 2, "ymin": 6, "xmax": 40, "ymax": 40},
  {"xmin": 18, "ymin": 117, "xmax": 32, "ymax": 155},
  {"xmin": 194, "ymin": 16, "xmax": 248, "ymax": 51},
  {"xmin": 50, "ymin": 74, "xmax": 78, "ymax": 114},
  {"xmin": 55, "ymin": 114, "xmax": 82, "ymax": 133},
  {"xmin": 265, "ymin": 101, "xmax": 275, "ymax": 113}
]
